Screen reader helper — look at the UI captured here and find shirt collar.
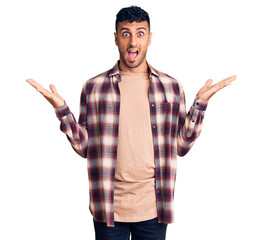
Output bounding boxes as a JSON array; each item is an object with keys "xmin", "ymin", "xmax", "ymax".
[{"xmin": 109, "ymin": 60, "xmax": 159, "ymax": 78}]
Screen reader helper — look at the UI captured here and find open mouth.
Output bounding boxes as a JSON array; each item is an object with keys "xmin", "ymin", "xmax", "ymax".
[{"xmin": 128, "ymin": 50, "xmax": 138, "ymax": 61}]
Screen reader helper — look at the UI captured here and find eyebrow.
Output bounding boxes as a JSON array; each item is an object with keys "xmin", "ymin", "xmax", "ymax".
[{"xmin": 120, "ymin": 27, "xmax": 147, "ymax": 31}]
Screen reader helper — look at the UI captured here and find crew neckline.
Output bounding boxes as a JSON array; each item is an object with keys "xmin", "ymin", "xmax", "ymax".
[{"xmin": 120, "ymin": 71, "xmax": 149, "ymax": 76}]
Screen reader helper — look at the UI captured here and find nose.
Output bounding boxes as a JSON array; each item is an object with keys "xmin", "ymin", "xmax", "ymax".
[{"xmin": 129, "ymin": 34, "xmax": 137, "ymax": 48}]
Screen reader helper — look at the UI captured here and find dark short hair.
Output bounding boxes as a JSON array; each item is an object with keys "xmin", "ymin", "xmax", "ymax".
[{"xmin": 115, "ymin": 6, "xmax": 150, "ymax": 32}]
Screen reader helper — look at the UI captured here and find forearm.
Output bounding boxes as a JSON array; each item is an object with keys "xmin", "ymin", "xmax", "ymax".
[
  {"xmin": 177, "ymin": 96, "xmax": 208, "ymax": 156},
  {"xmin": 54, "ymin": 102, "xmax": 88, "ymax": 158}
]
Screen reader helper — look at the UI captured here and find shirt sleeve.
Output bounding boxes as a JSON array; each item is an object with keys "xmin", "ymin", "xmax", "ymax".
[
  {"xmin": 176, "ymin": 83, "xmax": 208, "ymax": 156},
  {"xmin": 54, "ymin": 86, "xmax": 88, "ymax": 158}
]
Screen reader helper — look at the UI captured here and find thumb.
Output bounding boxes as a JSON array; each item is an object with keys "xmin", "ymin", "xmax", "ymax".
[
  {"xmin": 204, "ymin": 79, "xmax": 213, "ymax": 87},
  {"xmin": 49, "ymin": 84, "xmax": 58, "ymax": 93}
]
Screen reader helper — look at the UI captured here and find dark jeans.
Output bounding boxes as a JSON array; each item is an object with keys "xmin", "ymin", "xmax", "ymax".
[{"xmin": 93, "ymin": 217, "xmax": 167, "ymax": 240}]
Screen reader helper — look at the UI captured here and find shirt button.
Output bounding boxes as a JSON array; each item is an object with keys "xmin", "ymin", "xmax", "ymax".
[
  {"xmin": 153, "ymin": 125, "xmax": 156, "ymax": 128},
  {"xmin": 151, "ymin": 104, "xmax": 155, "ymax": 107}
]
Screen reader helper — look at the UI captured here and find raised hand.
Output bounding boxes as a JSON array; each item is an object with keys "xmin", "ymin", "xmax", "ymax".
[
  {"xmin": 197, "ymin": 75, "xmax": 237, "ymax": 100},
  {"xmin": 26, "ymin": 78, "xmax": 65, "ymax": 108}
]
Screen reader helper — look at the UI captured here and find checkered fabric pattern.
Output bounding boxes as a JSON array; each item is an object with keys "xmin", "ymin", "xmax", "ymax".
[{"xmin": 55, "ymin": 61, "xmax": 208, "ymax": 227}]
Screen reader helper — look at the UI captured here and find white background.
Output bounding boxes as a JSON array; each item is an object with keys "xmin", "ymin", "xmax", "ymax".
[{"xmin": 0, "ymin": 0, "xmax": 262, "ymax": 239}]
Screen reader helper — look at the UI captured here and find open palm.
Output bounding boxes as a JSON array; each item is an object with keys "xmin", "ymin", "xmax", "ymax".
[
  {"xmin": 197, "ymin": 75, "xmax": 237, "ymax": 100},
  {"xmin": 26, "ymin": 78, "xmax": 64, "ymax": 108}
]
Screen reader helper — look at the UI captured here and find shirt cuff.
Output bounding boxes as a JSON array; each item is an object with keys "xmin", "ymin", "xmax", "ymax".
[
  {"xmin": 54, "ymin": 101, "xmax": 71, "ymax": 119},
  {"xmin": 192, "ymin": 95, "xmax": 208, "ymax": 111}
]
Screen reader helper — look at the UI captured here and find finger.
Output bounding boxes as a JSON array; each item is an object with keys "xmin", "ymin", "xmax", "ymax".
[
  {"xmin": 26, "ymin": 78, "xmax": 45, "ymax": 91},
  {"xmin": 212, "ymin": 77, "xmax": 236, "ymax": 93},
  {"xmin": 26, "ymin": 78, "xmax": 52, "ymax": 98},
  {"xmin": 204, "ymin": 79, "xmax": 213, "ymax": 87},
  {"xmin": 226, "ymin": 75, "xmax": 237, "ymax": 81},
  {"xmin": 222, "ymin": 75, "xmax": 237, "ymax": 85},
  {"xmin": 212, "ymin": 81, "xmax": 228, "ymax": 92},
  {"xmin": 227, "ymin": 75, "xmax": 237, "ymax": 84},
  {"xmin": 49, "ymin": 84, "xmax": 58, "ymax": 93},
  {"xmin": 40, "ymin": 88, "xmax": 53, "ymax": 98}
]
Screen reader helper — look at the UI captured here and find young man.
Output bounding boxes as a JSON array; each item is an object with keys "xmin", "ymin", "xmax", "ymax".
[{"xmin": 26, "ymin": 6, "xmax": 236, "ymax": 240}]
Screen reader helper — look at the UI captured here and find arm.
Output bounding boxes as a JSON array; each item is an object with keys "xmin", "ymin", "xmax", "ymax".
[
  {"xmin": 176, "ymin": 75, "xmax": 237, "ymax": 156},
  {"xmin": 176, "ymin": 86, "xmax": 208, "ymax": 156},
  {"xmin": 26, "ymin": 78, "xmax": 88, "ymax": 158},
  {"xmin": 54, "ymin": 87, "xmax": 88, "ymax": 158}
]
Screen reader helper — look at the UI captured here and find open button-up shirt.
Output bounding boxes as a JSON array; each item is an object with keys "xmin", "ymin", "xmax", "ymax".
[{"xmin": 54, "ymin": 61, "xmax": 208, "ymax": 227}]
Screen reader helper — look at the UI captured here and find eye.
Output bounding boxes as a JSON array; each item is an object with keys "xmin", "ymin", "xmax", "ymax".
[
  {"xmin": 138, "ymin": 31, "xmax": 145, "ymax": 36},
  {"xmin": 123, "ymin": 32, "xmax": 130, "ymax": 37}
]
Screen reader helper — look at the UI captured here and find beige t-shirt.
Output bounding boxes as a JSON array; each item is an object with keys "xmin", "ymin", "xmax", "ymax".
[{"xmin": 113, "ymin": 71, "xmax": 157, "ymax": 222}]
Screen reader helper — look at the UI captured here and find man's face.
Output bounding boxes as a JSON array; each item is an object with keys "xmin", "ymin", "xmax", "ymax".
[{"xmin": 114, "ymin": 20, "xmax": 152, "ymax": 70}]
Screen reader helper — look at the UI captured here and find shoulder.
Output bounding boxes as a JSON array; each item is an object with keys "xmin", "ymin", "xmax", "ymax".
[
  {"xmin": 151, "ymin": 65, "xmax": 184, "ymax": 89},
  {"xmin": 81, "ymin": 67, "xmax": 113, "ymax": 93}
]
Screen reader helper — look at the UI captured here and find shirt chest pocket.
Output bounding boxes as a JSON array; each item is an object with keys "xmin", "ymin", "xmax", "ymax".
[
  {"xmin": 155, "ymin": 102, "xmax": 178, "ymax": 135},
  {"xmin": 156, "ymin": 102, "xmax": 179, "ymax": 117}
]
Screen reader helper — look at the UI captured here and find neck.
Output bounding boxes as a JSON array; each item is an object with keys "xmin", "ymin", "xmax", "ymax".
[{"xmin": 118, "ymin": 59, "xmax": 148, "ymax": 73}]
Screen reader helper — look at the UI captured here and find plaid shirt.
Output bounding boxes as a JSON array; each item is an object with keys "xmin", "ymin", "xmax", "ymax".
[{"xmin": 54, "ymin": 61, "xmax": 208, "ymax": 227}]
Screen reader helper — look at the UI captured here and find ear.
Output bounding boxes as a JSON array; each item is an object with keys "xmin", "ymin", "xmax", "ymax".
[
  {"xmin": 114, "ymin": 32, "xmax": 118, "ymax": 46},
  {"xmin": 148, "ymin": 32, "xmax": 152, "ymax": 46}
]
